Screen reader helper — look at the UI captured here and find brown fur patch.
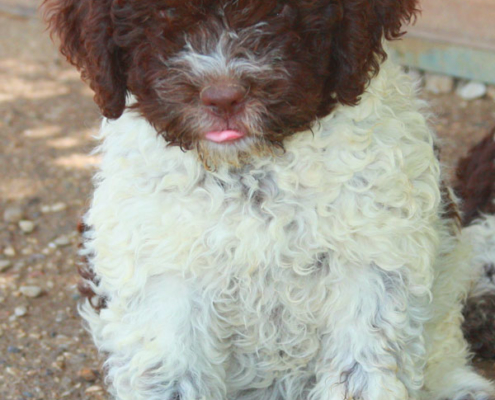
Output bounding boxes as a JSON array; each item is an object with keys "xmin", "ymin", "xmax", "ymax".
[
  {"xmin": 440, "ymin": 182, "xmax": 462, "ymax": 233},
  {"xmin": 462, "ymin": 292, "xmax": 495, "ymax": 359},
  {"xmin": 455, "ymin": 128, "xmax": 495, "ymax": 226},
  {"xmin": 456, "ymin": 129, "xmax": 495, "ymax": 359},
  {"xmin": 76, "ymin": 220, "xmax": 107, "ymax": 311}
]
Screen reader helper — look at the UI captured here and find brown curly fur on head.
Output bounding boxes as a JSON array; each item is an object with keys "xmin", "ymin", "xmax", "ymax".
[
  {"xmin": 43, "ymin": 0, "xmax": 419, "ymax": 153},
  {"xmin": 43, "ymin": 0, "xmax": 127, "ymax": 119}
]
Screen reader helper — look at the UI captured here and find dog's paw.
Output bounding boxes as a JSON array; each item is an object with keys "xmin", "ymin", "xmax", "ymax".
[
  {"xmin": 425, "ymin": 363, "xmax": 495, "ymax": 400},
  {"xmin": 431, "ymin": 368, "xmax": 495, "ymax": 400}
]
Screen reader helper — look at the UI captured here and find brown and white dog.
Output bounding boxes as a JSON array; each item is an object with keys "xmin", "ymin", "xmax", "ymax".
[
  {"xmin": 43, "ymin": 1, "xmax": 495, "ymax": 399},
  {"xmin": 457, "ymin": 128, "xmax": 495, "ymax": 359}
]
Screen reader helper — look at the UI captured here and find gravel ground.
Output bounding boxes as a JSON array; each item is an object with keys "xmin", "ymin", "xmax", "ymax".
[{"xmin": 1, "ymin": 5, "xmax": 495, "ymax": 400}]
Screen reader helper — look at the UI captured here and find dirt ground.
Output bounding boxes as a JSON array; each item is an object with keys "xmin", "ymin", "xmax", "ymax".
[{"xmin": 1, "ymin": 4, "xmax": 495, "ymax": 400}]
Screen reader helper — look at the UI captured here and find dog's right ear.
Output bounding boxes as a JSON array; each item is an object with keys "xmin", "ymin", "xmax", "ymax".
[{"xmin": 42, "ymin": 0, "xmax": 127, "ymax": 119}]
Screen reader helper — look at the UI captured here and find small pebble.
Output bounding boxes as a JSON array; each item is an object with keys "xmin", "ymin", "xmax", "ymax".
[
  {"xmin": 7, "ymin": 346, "xmax": 21, "ymax": 354},
  {"xmin": 22, "ymin": 392, "xmax": 34, "ymax": 398},
  {"xmin": 4, "ymin": 246, "xmax": 16, "ymax": 257},
  {"xmin": 54, "ymin": 235, "xmax": 71, "ymax": 247},
  {"xmin": 457, "ymin": 81, "xmax": 487, "ymax": 100},
  {"xmin": 424, "ymin": 73, "xmax": 454, "ymax": 94},
  {"xmin": 14, "ymin": 306, "xmax": 28, "ymax": 317},
  {"xmin": 19, "ymin": 286, "xmax": 43, "ymax": 298},
  {"xmin": 0, "ymin": 259, "xmax": 12, "ymax": 272},
  {"xmin": 78, "ymin": 367, "xmax": 98, "ymax": 382},
  {"xmin": 29, "ymin": 332, "xmax": 41, "ymax": 339},
  {"xmin": 21, "ymin": 247, "xmax": 33, "ymax": 255},
  {"xmin": 41, "ymin": 202, "xmax": 67, "ymax": 213},
  {"xmin": 19, "ymin": 220, "xmax": 36, "ymax": 234},
  {"xmin": 3, "ymin": 206, "xmax": 24, "ymax": 223},
  {"xmin": 85, "ymin": 385, "xmax": 103, "ymax": 394},
  {"xmin": 52, "ymin": 356, "xmax": 66, "ymax": 370},
  {"xmin": 51, "ymin": 202, "xmax": 67, "ymax": 212}
]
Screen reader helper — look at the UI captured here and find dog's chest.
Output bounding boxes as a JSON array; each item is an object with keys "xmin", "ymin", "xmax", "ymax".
[
  {"xmin": 165, "ymin": 167, "xmax": 332, "ymax": 373},
  {"xmin": 152, "ymin": 158, "xmax": 335, "ymax": 274},
  {"xmin": 211, "ymin": 252, "xmax": 329, "ymax": 386}
]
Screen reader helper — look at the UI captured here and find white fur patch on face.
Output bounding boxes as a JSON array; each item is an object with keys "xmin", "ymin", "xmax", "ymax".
[
  {"xmin": 152, "ymin": 28, "xmax": 290, "ymax": 168},
  {"xmin": 177, "ymin": 29, "xmax": 277, "ymax": 80}
]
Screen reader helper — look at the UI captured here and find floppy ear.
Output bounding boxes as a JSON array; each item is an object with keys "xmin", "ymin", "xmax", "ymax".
[
  {"xmin": 43, "ymin": 0, "xmax": 127, "ymax": 119},
  {"xmin": 324, "ymin": 0, "xmax": 419, "ymax": 110}
]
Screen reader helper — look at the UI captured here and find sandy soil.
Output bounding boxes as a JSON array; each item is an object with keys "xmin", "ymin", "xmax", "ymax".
[{"xmin": 0, "ymin": 4, "xmax": 494, "ymax": 400}]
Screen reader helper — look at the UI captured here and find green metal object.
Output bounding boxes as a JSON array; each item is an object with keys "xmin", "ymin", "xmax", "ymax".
[{"xmin": 389, "ymin": 36, "xmax": 495, "ymax": 85}]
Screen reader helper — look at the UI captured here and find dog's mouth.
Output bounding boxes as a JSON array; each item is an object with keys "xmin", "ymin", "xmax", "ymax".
[{"xmin": 204, "ymin": 129, "xmax": 246, "ymax": 143}]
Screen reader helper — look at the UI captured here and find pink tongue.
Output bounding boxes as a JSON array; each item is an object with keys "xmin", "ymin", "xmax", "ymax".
[{"xmin": 205, "ymin": 130, "xmax": 245, "ymax": 143}]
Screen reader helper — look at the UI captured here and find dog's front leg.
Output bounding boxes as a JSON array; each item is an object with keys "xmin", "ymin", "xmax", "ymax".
[
  {"xmin": 309, "ymin": 264, "xmax": 426, "ymax": 400},
  {"xmin": 82, "ymin": 274, "xmax": 227, "ymax": 400}
]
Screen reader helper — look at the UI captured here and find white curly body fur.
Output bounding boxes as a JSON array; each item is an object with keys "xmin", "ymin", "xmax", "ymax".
[
  {"xmin": 463, "ymin": 215, "xmax": 495, "ymax": 297},
  {"xmin": 80, "ymin": 62, "xmax": 494, "ymax": 400}
]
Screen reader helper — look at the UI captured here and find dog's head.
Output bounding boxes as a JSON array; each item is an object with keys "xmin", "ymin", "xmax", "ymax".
[{"xmin": 44, "ymin": 0, "xmax": 418, "ymax": 167}]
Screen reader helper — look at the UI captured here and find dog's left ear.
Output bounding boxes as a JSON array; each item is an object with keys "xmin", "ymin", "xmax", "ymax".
[
  {"xmin": 321, "ymin": 0, "xmax": 419, "ymax": 113},
  {"xmin": 42, "ymin": 0, "xmax": 127, "ymax": 119}
]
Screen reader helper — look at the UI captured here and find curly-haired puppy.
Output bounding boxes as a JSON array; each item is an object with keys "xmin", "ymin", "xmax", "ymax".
[
  {"xmin": 456, "ymin": 128, "xmax": 495, "ymax": 359},
  {"xmin": 43, "ymin": 1, "xmax": 495, "ymax": 399}
]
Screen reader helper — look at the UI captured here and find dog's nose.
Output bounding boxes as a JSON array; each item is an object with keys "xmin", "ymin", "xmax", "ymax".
[{"xmin": 200, "ymin": 83, "xmax": 247, "ymax": 115}]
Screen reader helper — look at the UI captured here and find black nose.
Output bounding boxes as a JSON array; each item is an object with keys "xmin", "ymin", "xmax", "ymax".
[{"xmin": 200, "ymin": 83, "xmax": 247, "ymax": 115}]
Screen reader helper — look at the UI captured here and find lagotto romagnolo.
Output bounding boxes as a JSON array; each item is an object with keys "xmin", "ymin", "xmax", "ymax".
[
  {"xmin": 43, "ymin": 1, "xmax": 495, "ymax": 399},
  {"xmin": 456, "ymin": 128, "xmax": 495, "ymax": 360}
]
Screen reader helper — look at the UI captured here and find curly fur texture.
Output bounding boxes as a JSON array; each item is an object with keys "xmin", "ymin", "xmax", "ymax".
[
  {"xmin": 42, "ymin": 0, "xmax": 495, "ymax": 399},
  {"xmin": 73, "ymin": 64, "xmax": 493, "ymax": 400},
  {"xmin": 457, "ymin": 129, "xmax": 495, "ymax": 359},
  {"xmin": 43, "ymin": 0, "xmax": 418, "ymax": 162}
]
